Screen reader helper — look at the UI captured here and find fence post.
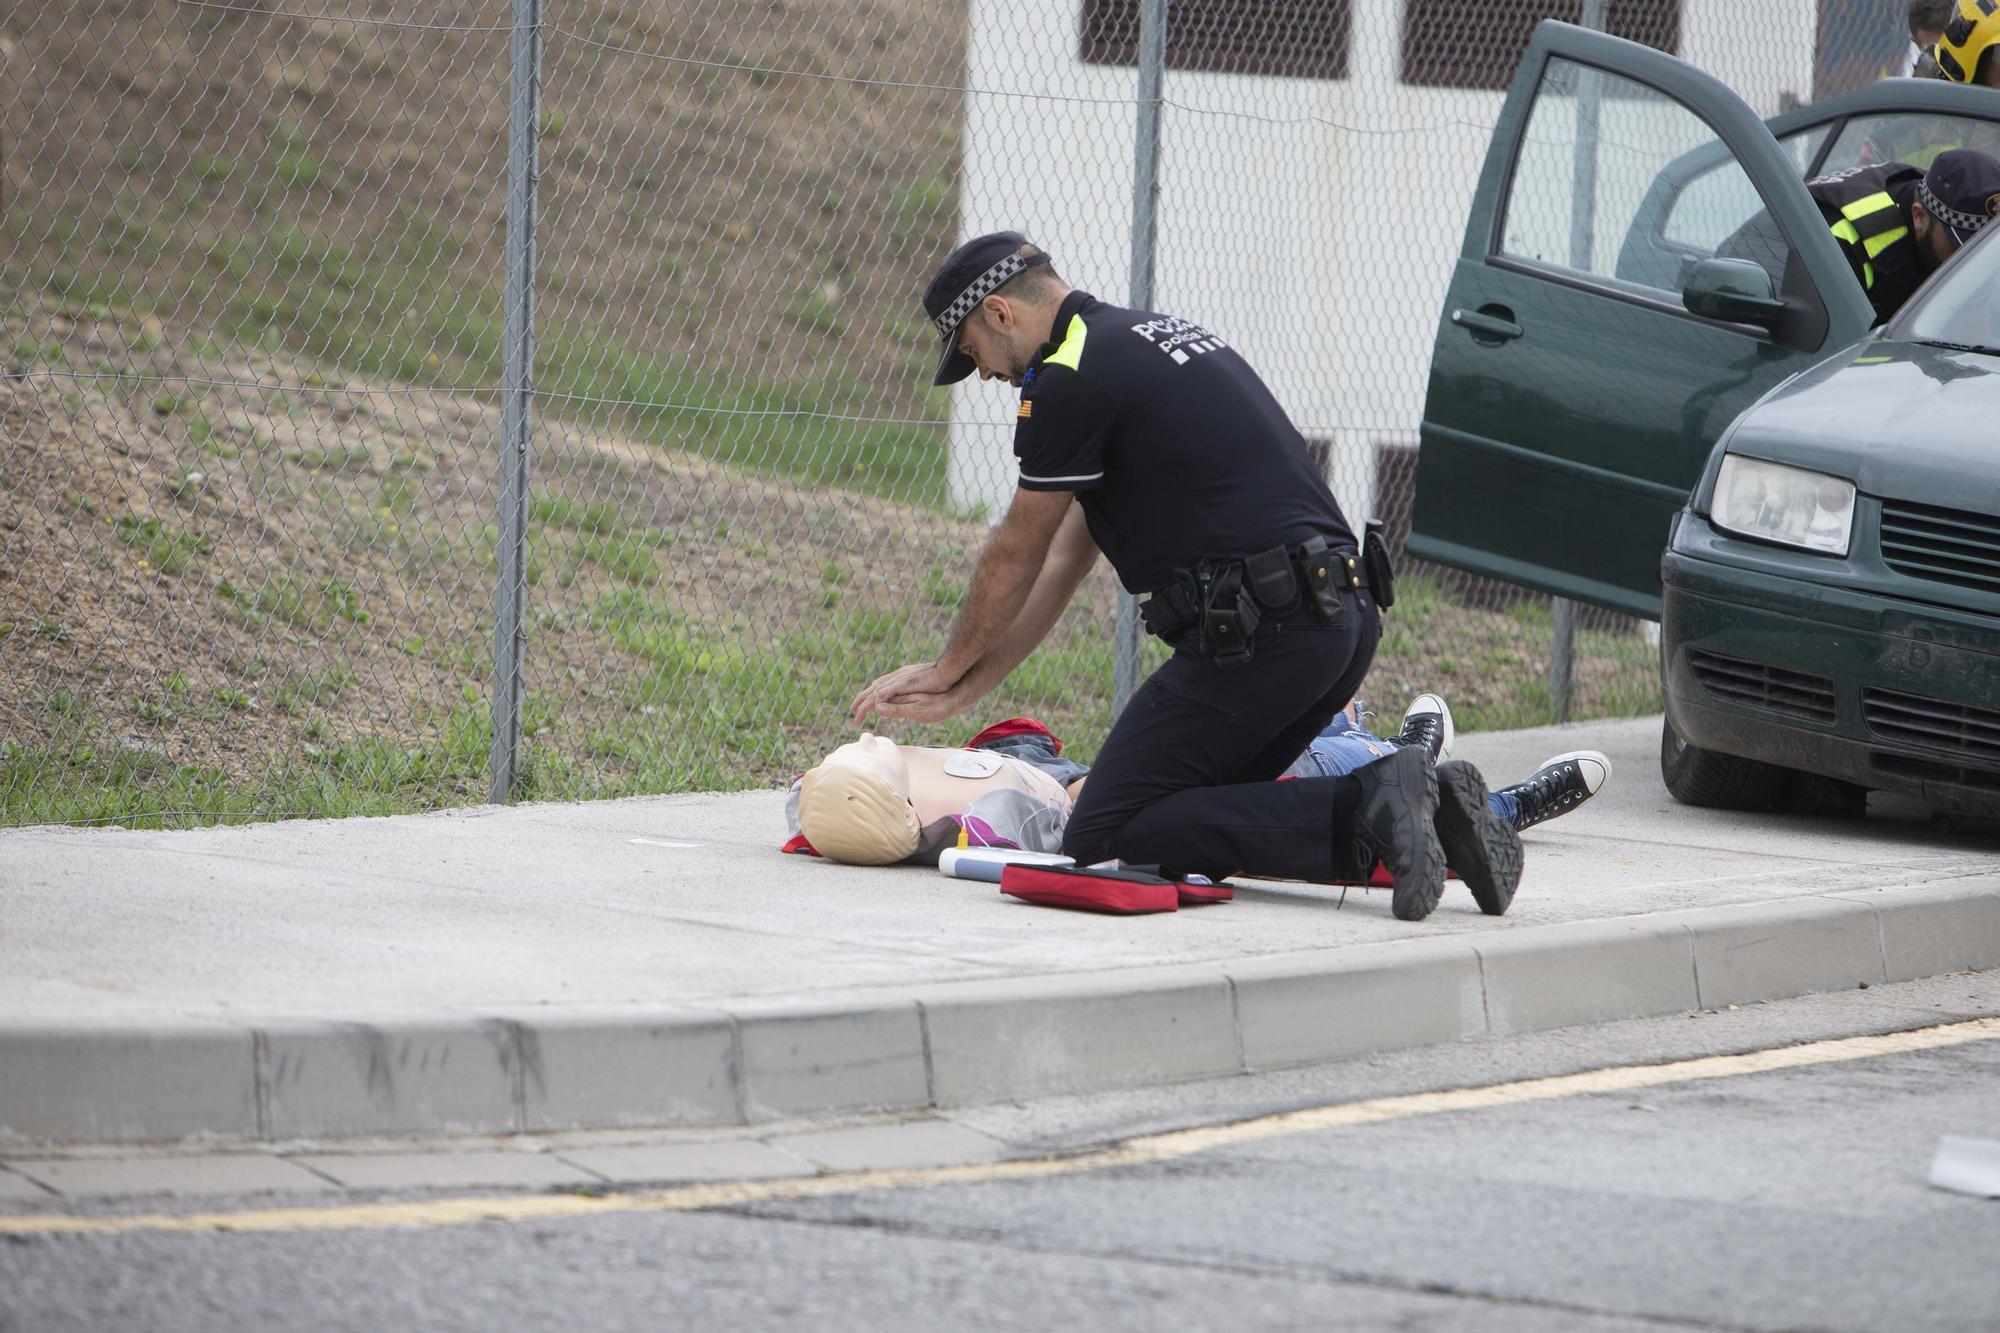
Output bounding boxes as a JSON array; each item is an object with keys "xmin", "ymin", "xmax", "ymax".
[
  {"xmin": 490, "ymin": 0, "xmax": 542, "ymax": 803},
  {"xmin": 1114, "ymin": 0, "xmax": 1167, "ymax": 714},
  {"xmin": 1549, "ymin": 0, "xmax": 1608, "ymax": 724}
]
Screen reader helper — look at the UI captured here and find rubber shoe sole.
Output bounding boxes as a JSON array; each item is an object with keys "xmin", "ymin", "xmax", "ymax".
[
  {"xmin": 1350, "ymin": 746, "xmax": 1446, "ymax": 921},
  {"xmin": 1436, "ymin": 760, "xmax": 1524, "ymax": 916}
]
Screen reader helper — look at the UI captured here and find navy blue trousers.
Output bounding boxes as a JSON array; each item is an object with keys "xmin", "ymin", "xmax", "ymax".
[{"xmin": 1063, "ymin": 590, "xmax": 1380, "ymax": 881}]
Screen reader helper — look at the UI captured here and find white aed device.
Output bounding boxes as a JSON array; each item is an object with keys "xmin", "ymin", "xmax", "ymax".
[{"xmin": 937, "ymin": 847, "xmax": 1076, "ymax": 883}]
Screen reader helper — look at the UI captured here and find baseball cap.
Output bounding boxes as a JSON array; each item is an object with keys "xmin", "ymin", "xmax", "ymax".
[
  {"xmin": 921, "ymin": 231, "xmax": 1051, "ymax": 386},
  {"xmin": 1917, "ymin": 148, "xmax": 2000, "ymax": 246}
]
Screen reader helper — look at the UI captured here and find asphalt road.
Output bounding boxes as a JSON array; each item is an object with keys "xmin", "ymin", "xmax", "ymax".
[{"xmin": 4, "ymin": 971, "xmax": 1998, "ymax": 1332}]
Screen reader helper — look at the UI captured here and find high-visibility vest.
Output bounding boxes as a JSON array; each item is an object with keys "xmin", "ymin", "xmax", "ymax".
[{"xmin": 1806, "ymin": 163, "xmax": 1925, "ymax": 322}]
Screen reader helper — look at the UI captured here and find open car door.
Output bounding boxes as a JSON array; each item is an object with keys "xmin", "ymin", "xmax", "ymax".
[{"xmin": 1407, "ymin": 21, "xmax": 1874, "ymax": 620}]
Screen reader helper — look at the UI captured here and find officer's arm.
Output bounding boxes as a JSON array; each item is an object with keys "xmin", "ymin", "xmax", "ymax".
[
  {"xmin": 934, "ymin": 486, "xmax": 1077, "ymax": 683},
  {"xmin": 942, "ymin": 500, "xmax": 1097, "ymax": 705},
  {"xmin": 850, "ymin": 487, "xmax": 1072, "ymax": 723}
]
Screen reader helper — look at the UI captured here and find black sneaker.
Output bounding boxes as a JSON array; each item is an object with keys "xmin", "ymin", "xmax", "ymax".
[
  {"xmin": 1395, "ymin": 693, "xmax": 1454, "ymax": 762},
  {"xmin": 1435, "ymin": 760, "xmax": 1524, "ymax": 917},
  {"xmin": 1347, "ymin": 746, "xmax": 1446, "ymax": 921},
  {"xmin": 1498, "ymin": 750, "xmax": 1611, "ymax": 832}
]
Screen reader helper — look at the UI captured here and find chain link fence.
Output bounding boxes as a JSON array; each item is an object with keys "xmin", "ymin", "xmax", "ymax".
[{"xmin": 0, "ymin": 0, "xmax": 1920, "ymax": 827}]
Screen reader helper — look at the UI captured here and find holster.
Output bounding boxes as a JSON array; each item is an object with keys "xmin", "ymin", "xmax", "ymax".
[
  {"xmin": 1138, "ymin": 574, "xmax": 1199, "ymax": 641},
  {"xmin": 1363, "ymin": 519, "xmax": 1397, "ymax": 609},
  {"xmin": 1197, "ymin": 561, "xmax": 1260, "ymax": 664}
]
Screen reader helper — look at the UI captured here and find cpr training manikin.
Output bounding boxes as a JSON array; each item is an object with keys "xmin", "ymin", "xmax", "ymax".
[{"xmin": 783, "ymin": 723, "xmax": 1082, "ymax": 866}]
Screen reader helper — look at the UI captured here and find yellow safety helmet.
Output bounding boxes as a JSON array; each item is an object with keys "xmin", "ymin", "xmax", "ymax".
[{"xmin": 1934, "ymin": 0, "xmax": 2000, "ymax": 85}]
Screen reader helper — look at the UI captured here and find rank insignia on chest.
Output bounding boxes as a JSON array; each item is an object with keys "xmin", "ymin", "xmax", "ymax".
[{"xmin": 1017, "ymin": 400, "xmax": 1033, "ymax": 419}]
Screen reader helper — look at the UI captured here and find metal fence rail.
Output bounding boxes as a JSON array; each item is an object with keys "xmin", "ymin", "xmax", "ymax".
[{"xmin": 0, "ymin": 0, "xmax": 1912, "ymax": 826}]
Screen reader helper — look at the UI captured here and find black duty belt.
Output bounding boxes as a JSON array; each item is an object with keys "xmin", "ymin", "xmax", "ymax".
[{"xmin": 1138, "ymin": 524, "xmax": 1395, "ymax": 664}]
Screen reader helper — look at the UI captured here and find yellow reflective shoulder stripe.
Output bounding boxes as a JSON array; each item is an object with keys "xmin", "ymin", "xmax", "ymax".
[
  {"xmin": 1839, "ymin": 191, "xmax": 1895, "ymax": 222},
  {"xmin": 1044, "ymin": 315, "xmax": 1087, "ymax": 372},
  {"xmin": 1863, "ymin": 225, "xmax": 1909, "ymax": 259}
]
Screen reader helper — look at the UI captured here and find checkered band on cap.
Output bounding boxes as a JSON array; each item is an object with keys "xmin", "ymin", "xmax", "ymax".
[
  {"xmin": 934, "ymin": 253, "xmax": 1030, "ymax": 338},
  {"xmin": 1918, "ymin": 178, "xmax": 1993, "ymax": 238}
]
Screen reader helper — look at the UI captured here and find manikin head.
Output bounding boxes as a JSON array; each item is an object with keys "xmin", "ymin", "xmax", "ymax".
[{"xmin": 796, "ymin": 733, "xmax": 921, "ymax": 865}]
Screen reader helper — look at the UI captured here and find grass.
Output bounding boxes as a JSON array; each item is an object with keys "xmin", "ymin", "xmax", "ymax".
[
  {"xmin": 113, "ymin": 515, "xmax": 209, "ymax": 575},
  {"xmin": 21, "ymin": 195, "xmax": 953, "ymax": 506}
]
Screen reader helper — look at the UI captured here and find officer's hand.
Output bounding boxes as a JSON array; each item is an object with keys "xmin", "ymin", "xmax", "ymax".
[
  {"xmin": 851, "ymin": 662, "xmax": 957, "ymax": 726},
  {"xmin": 868, "ymin": 684, "xmax": 968, "ymax": 725}
]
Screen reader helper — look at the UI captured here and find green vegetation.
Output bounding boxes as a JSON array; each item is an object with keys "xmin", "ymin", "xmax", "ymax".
[{"xmin": 113, "ymin": 515, "xmax": 209, "ymax": 574}]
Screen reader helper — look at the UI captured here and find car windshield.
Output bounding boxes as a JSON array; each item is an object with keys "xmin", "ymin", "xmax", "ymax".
[{"xmin": 1895, "ymin": 227, "xmax": 2000, "ymax": 353}]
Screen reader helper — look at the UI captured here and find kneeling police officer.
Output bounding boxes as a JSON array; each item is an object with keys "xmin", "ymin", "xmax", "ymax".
[{"xmin": 850, "ymin": 232, "xmax": 1521, "ymax": 920}]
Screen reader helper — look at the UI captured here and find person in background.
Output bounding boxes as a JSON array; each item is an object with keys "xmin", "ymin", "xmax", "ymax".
[
  {"xmin": 1903, "ymin": 0, "xmax": 1955, "ymax": 78},
  {"xmin": 1927, "ymin": 0, "xmax": 2000, "ymax": 85}
]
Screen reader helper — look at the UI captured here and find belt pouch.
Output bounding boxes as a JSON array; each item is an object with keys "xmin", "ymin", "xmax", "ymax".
[
  {"xmin": 1294, "ymin": 537, "xmax": 1344, "ymax": 624},
  {"xmin": 1244, "ymin": 544, "xmax": 1301, "ymax": 613},
  {"xmin": 1363, "ymin": 520, "xmax": 1396, "ymax": 609}
]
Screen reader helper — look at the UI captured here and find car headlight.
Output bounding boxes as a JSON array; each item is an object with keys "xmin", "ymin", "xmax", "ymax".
[{"xmin": 1710, "ymin": 455, "xmax": 1856, "ymax": 557}]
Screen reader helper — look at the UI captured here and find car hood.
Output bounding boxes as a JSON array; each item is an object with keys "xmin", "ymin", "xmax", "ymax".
[{"xmin": 1723, "ymin": 338, "xmax": 2000, "ymax": 513}]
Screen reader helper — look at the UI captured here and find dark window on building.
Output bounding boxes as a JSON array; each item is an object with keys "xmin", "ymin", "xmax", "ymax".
[
  {"xmin": 1401, "ymin": 1, "xmax": 1681, "ymax": 90},
  {"xmin": 1081, "ymin": 1, "xmax": 1354, "ymax": 81}
]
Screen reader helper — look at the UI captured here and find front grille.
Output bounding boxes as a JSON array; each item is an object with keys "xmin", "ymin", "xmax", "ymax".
[
  {"xmin": 1879, "ymin": 500, "xmax": 2000, "ymax": 596},
  {"xmin": 1688, "ymin": 650, "xmax": 1837, "ymax": 723},
  {"xmin": 1863, "ymin": 688, "xmax": 2000, "ymax": 769}
]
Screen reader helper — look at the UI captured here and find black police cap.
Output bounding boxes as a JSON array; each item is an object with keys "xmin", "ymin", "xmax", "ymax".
[
  {"xmin": 921, "ymin": 231, "xmax": 1051, "ymax": 386},
  {"xmin": 1918, "ymin": 148, "xmax": 2000, "ymax": 246}
]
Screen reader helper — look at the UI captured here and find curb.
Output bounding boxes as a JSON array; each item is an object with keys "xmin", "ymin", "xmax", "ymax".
[{"xmin": 5, "ymin": 878, "xmax": 1998, "ymax": 1148}]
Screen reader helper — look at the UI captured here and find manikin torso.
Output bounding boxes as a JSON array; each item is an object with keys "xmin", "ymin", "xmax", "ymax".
[{"xmin": 824, "ymin": 733, "xmax": 1072, "ymax": 822}]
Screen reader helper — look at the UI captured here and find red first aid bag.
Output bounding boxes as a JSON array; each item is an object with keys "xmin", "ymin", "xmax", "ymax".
[{"xmin": 999, "ymin": 864, "xmax": 1232, "ymax": 914}]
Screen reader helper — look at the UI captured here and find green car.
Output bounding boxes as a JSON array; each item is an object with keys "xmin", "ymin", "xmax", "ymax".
[{"xmin": 1409, "ymin": 21, "xmax": 2000, "ymax": 816}]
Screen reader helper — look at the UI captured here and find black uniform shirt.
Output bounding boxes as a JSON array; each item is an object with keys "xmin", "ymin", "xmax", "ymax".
[
  {"xmin": 1011, "ymin": 290, "xmax": 1356, "ymax": 595},
  {"xmin": 1807, "ymin": 164, "xmax": 1926, "ymax": 326}
]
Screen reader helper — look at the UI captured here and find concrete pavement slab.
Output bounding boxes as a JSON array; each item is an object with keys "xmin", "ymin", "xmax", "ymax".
[
  {"xmin": 4, "ymin": 1153, "xmax": 332, "ymax": 1197},
  {"xmin": 767, "ymin": 1119, "xmax": 1009, "ymax": 1171},
  {"xmin": 0, "ymin": 1022, "xmax": 257, "ymax": 1143},
  {"xmin": 296, "ymin": 1149, "xmax": 601, "ymax": 1190},
  {"xmin": 1226, "ymin": 938, "xmax": 1484, "ymax": 1069},
  {"xmin": 0, "ymin": 1168, "xmax": 54, "ymax": 1202},
  {"xmin": 918, "ymin": 967, "xmax": 1240, "ymax": 1104},
  {"xmin": 553, "ymin": 1140, "xmax": 814, "ymax": 1184},
  {"xmin": 1829, "ymin": 878, "xmax": 2000, "ymax": 981}
]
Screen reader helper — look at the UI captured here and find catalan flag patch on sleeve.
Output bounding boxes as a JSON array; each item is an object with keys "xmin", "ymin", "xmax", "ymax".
[{"xmin": 1017, "ymin": 400, "xmax": 1033, "ymax": 419}]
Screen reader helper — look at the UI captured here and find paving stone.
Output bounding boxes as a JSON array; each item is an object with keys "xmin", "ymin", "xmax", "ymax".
[
  {"xmin": 768, "ymin": 1119, "xmax": 1008, "ymax": 1172},
  {"xmin": 555, "ymin": 1140, "xmax": 813, "ymax": 1184},
  {"xmin": 1829, "ymin": 879, "xmax": 2000, "ymax": 982},
  {"xmin": 261, "ymin": 1018, "xmax": 522, "ymax": 1140},
  {"xmin": 1476, "ymin": 917, "xmax": 1698, "ymax": 1036},
  {"xmin": 0, "ymin": 1022, "xmax": 257, "ymax": 1144},
  {"xmin": 5, "ymin": 1154, "xmax": 332, "ymax": 1198},
  {"xmin": 0, "ymin": 1167, "xmax": 55, "ymax": 1202},
  {"xmin": 730, "ymin": 998, "xmax": 929, "ymax": 1123},
  {"xmin": 296, "ymin": 1150, "xmax": 600, "ymax": 1190},
  {"xmin": 921, "ymin": 968, "xmax": 1238, "ymax": 1104},
  {"xmin": 505, "ymin": 1006, "xmax": 740, "ymax": 1132},
  {"xmin": 1689, "ymin": 896, "xmax": 1886, "ymax": 1007},
  {"xmin": 1230, "ymin": 939, "xmax": 1483, "ymax": 1069}
]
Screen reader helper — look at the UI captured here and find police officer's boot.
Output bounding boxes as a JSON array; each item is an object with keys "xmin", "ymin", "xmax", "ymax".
[
  {"xmin": 1436, "ymin": 760, "xmax": 1524, "ymax": 917},
  {"xmin": 1345, "ymin": 746, "xmax": 1446, "ymax": 921}
]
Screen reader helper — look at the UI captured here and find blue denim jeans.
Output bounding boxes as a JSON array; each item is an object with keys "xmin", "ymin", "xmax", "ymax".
[{"xmin": 1282, "ymin": 710, "xmax": 1520, "ymax": 827}]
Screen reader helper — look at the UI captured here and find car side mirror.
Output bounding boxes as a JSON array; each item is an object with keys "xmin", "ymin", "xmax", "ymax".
[{"xmin": 1682, "ymin": 257, "xmax": 1789, "ymax": 329}]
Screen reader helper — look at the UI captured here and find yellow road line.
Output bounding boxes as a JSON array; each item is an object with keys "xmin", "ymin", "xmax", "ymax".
[{"xmin": 6, "ymin": 1016, "xmax": 1996, "ymax": 1238}]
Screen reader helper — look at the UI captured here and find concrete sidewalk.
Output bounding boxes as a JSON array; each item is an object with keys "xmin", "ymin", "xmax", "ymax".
[{"xmin": 4, "ymin": 715, "xmax": 1999, "ymax": 1148}]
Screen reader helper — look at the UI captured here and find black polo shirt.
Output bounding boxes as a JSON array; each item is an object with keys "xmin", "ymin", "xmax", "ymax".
[{"xmin": 1011, "ymin": 290, "xmax": 1356, "ymax": 595}]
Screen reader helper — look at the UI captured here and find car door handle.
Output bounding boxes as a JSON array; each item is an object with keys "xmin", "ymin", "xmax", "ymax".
[{"xmin": 1451, "ymin": 307, "xmax": 1523, "ymax": 342}]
